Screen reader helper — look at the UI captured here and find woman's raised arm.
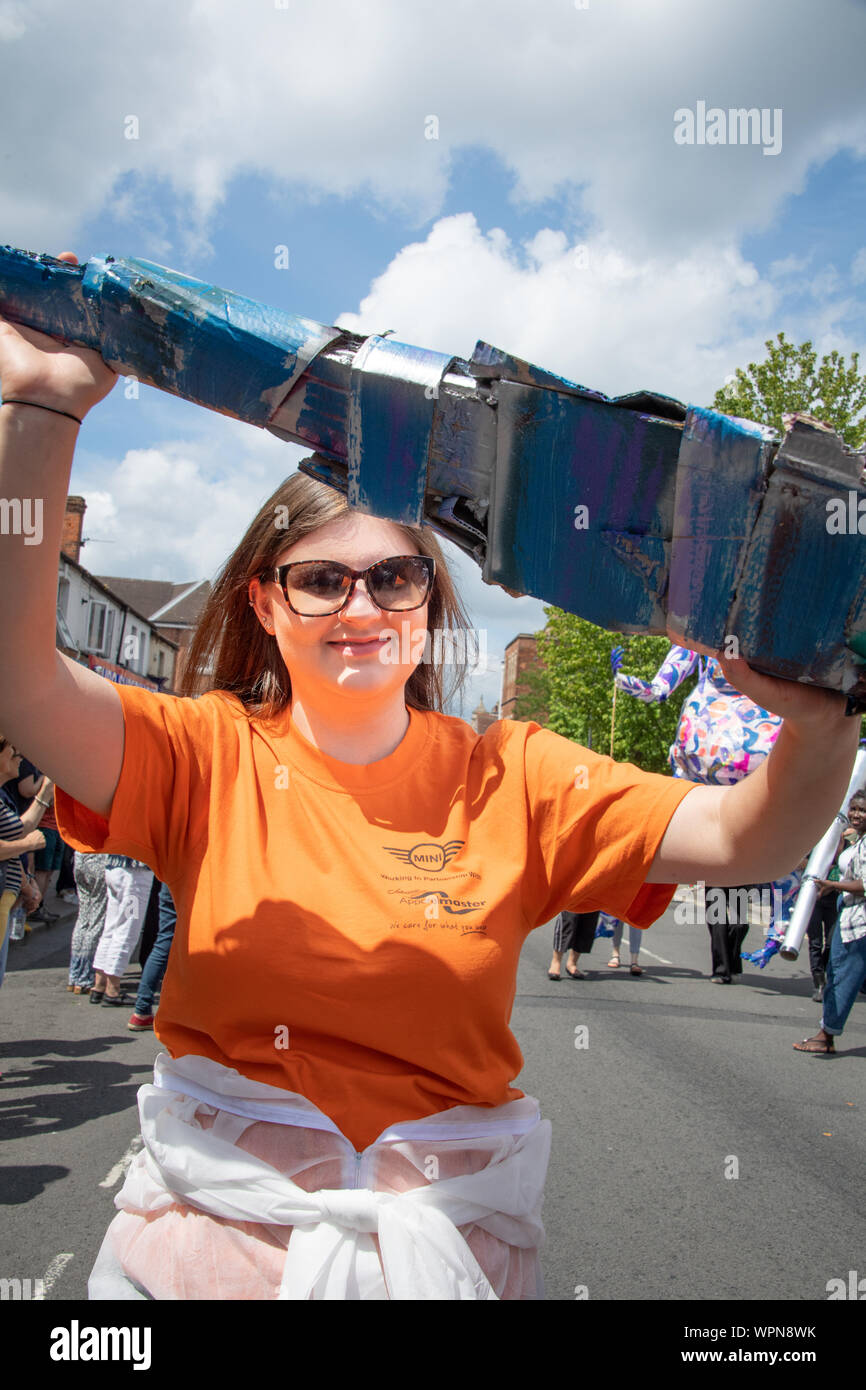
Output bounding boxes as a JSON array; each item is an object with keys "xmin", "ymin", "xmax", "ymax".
[{"xmin": 0, "ymin": 254, "xmax": 123, "ymax": 818}]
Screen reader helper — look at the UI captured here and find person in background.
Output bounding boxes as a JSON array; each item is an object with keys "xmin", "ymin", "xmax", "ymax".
[
  {"xmin": 601, "ymin": 912, "xmax": 644, "ymax": 976},
  {"xmin": 0, "ymin": 737, "xmax": 50, "ymax": 988},
  {"xmin": 90, "ymin": 855, "xmax": 155, "ymax": 1005},
  {"xmin": 66, "ymin": 850, "xmax": 109, "ymax": 994},
  {"xmin": 804, "ymin": 839, "xmax": 842, "ymax": 1002},
  {"xmin": 548, "ymin": 909, "xmax": 599, "ymax": 980},
  {"xmin": 794, "ymin": 791, "xmax": 866, "ymax": 1055},
  {"xmin": 128, "ymin": 880, "xmax": 177, "ymax": 1030}
]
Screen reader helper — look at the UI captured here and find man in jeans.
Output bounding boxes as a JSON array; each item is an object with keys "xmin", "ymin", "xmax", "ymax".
[{"xmin": 128, "ymin": 880, "xmax": 177, "ymax": 1031}]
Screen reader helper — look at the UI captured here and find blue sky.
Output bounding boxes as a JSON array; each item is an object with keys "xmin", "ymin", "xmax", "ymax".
[{"xmin": 3, "ymin": 0, "xmax": 866, "ymax": 716}]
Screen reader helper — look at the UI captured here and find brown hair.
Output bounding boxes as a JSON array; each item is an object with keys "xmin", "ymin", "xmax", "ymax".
[{"xmin": 179, "ymin": 464, "xmax": 476, "ymax": 717}]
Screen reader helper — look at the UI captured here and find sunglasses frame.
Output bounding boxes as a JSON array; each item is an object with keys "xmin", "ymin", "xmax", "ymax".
[{"xmin": 269, "ymin": 554, "xmax": 436, "ymax": 616}]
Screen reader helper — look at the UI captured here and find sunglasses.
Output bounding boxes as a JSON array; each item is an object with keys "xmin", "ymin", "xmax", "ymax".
[{"xmin": 269, "ymin": 555, "xmax": 435, "ymax": 617}]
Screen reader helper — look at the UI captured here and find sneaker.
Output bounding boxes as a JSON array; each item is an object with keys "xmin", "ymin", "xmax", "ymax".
[
  {"xmin": 60, "ymin": 890, "xmax": 79, "ymax": 903},
  {"xmin": 127, "ymin": 1012, "xmax": 154, "ymax": 1031},
  {"xmin": 27, "ymin": 908, "xmax": 59, "ymax": 924}
]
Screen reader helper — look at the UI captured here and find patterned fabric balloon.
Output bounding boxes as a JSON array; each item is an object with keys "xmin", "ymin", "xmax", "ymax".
[{"xmin": 601, "ymin": 644, "xmax": 800, "ymax": 950}]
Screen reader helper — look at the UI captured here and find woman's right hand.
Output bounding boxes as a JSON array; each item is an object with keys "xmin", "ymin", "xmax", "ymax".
[{"xmin": 0, "ymin": 253, "xmax": 117, "ymax": 420}]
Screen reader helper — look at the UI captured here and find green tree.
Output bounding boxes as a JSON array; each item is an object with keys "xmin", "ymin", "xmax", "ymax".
[
  {"xmin": 536, "ymin": 610, "xmax": 694, "ymax": 774},
  {"xmin": 713, "ymin": 332, "xmax": 866, "ymax": 447}
]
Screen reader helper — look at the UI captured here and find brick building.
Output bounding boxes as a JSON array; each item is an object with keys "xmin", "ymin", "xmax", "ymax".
[{"xmin": 500, "ymin": 633, "xmax": 544, "ymax": 719}]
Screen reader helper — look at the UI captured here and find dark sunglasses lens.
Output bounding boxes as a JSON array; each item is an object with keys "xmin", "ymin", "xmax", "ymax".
[
  {"xmin": 286, "ymin": 562, "xmax": 351, "ymax": 614},
  {"xmin": 369, "ymin": 558, "xmax": 431, "ymax": 610}
]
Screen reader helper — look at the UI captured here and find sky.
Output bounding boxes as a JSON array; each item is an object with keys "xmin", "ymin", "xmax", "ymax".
[{"xmin": 2, "ymin": 0, "xmax": 866, "ymax": 716}]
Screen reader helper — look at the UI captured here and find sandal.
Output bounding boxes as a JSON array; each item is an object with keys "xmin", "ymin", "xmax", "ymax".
[
  {"xmin": 548, "ymin": 971, "xmax": 561, "ymax": 981},
  {"xmin": 566, "ymin": 967, "xmax": 587, "ymax": 979},
  {"xmin": 793, "ymin": 1035, "xmax": 835, "ymax": 1055},
  {"xmin": 607, "ymin": 954, "xmax": 620, "ymax": 968},
  {"xmin": 630, "ymin": 964, "xmax": 643, "ymax": 976},
  {"xmin": 102, "ymin": 992, "xmax": 128, "ymax": 1007},
  {"xmin": 89, "ymin": 990, "xmax": 105, "ymax": 1004}
]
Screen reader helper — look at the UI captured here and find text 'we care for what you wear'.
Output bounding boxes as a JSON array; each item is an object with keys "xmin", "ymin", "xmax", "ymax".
[{"xmin": 56, "ymin": 684, "xmax": 693, "ymax": 1299}]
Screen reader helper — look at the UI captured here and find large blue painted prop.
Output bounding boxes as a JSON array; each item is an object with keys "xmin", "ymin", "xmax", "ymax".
[{"xmin": 2, "ymin": 245, "xmax": 865, "ymax": 709}]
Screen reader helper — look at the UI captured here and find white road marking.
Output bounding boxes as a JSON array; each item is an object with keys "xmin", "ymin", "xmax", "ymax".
[
  {"xmin": 34, "ymin": 1251, "xmax": 74, "ymax": 1298},
  {"xmin": 99, "ymin": 1133, "xmax": 144, "ymax": 1188},
  {"xmin": 638, "ymin": 946, "xmax": 674, "ymax": 965}
]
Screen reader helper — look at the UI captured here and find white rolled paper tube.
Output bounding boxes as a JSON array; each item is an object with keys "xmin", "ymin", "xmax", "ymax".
[{"xmin": 780, "ymin": 747, "xmax": 866, "ymax": 960}]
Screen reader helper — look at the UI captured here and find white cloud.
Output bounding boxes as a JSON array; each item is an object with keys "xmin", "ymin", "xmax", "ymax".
[
  {"xmin": 2, "ymin": 0, "xmax": 866, "ymax": 256},
  {"xmin": 72, "ymin": 424, "xmax": 308, "ymax": 581},
  {"xmin": 852, "ymin": 248, "xmax": 866, "ymax": 284},
  {"xmin": 334, "ymin": 212, "xmax": 779, "ymax": 405}
]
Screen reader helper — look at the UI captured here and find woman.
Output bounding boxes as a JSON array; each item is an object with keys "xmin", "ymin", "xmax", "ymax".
[
  {"xmin": 0, "ymin": 738, "xmax": 51, "ymax": 989},
  {"xmin": 66, "ymin": 849, "xmax": 109, "ymax": 995},
  {"xmin": 0, "ymin": 253, "xmax": 858, "ymax": 1300}
]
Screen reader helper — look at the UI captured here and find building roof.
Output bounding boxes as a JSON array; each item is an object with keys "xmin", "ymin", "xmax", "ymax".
[{"xmin": 95, "ymin": 576, "xmax": 211, "ymax": 626}]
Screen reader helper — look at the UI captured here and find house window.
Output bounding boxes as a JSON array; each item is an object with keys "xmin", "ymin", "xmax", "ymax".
[{"xmin": 87, "ymin": 602, "xmax": 115, "ymax": 655}]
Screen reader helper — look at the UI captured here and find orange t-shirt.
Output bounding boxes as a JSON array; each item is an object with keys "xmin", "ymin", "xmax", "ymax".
[{"xmin": 55, "ymin": 684, "xmax": 694, "ymax": 1150}]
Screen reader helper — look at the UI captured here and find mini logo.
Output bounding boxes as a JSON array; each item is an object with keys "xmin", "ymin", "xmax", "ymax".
[{"xmin": 384, "ymin": 840, "xmax": 464, "ymax": 871}]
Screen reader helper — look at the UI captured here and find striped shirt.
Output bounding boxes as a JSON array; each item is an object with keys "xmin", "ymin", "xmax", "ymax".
[{"xmin": 0, "ymin": 795, "xmax": 25, "ymax": 899}]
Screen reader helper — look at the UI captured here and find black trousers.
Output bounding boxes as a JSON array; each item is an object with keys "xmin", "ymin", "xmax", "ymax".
[
  {"xmin": 806, "ymin": 893, "xmax": 838, "ymax": 977},
  {"xmin": 553, "ymin": 910, "xmax": 599, "ymax": 954},
  {"xmin": 706, "ymin": 885, "xmax": 756, "ymax": 979}
]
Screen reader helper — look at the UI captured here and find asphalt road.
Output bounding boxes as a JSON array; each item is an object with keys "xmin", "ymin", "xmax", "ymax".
[{"xmin": 1, "ymin": 890, "xmax": 863, "ymax": 1305}]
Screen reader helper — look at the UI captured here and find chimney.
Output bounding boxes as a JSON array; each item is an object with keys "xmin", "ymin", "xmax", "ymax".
[{"xmin": 62, "ymin": 496, "xmax": 86, "ymax": 563}]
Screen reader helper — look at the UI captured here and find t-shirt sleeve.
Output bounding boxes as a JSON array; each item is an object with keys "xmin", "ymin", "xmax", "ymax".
[
  {"xmin": 54, "ymin": 683, "xmax": 219, "ymax": 886},
  {"xmin": 520, "ymin": 723, "xmax": 697, "ymax": 929}
]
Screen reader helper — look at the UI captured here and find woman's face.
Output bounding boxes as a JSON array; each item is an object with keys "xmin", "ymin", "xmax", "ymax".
[
  {"xmin": 0, "ymin": 738, "xmax": 22, "ymax": 784},
  {"xmin": 848, "ymin": 799, "xmax": 866, "ymax": 836},
  {"xmin": 249, "ymin": 512, "xmax": 431, "ymax": 708}
]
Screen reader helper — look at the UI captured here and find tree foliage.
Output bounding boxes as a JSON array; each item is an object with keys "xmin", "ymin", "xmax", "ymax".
[
  {"xmin": 533, "ymin": 609, "xmax": 694, "ymax": 774},
  {"xmin": 712, "ymin": 331, "xmax": 866, "ymax": 447}
]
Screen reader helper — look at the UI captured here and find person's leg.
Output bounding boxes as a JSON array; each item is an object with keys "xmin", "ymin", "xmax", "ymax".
[
  {"xmin": 32, "ymin": 829, "xmax": 62, "ymax": 919},
  {"xmin": 707, "ymin": 919, "xmax": 731, "ymax": 981},
  {"xmin": 628, "ymin": 924, "xmax": 643, "ymax": 974},
  {"xmin": 609, "ymin": 918, "xmax": 623, "ymax": 966},
  {"xmin": 93, "ymin": 867, "xmax": 140, "ymax": 1002},
  {"xmin": 565, "ymin": 911, "xmax": 597, "ymax": 977},
  {"xmin": 822, "ymin": 932, "xmax": 866, "ymax": 1037},
  {"xmin": 549, "ymin": 913, "xmax": 568, "ymax": 978},
  {"xmin": 55, "ymin": 841, "xmax": 76, "ymax": 897},
  {"xmin": 70, "ymin": 853, "xmax": 110, "ymax": 992},
  {"xmin": 820, "ymin": 896, "xmax": 838, "ymax": 974},
  {"xmin": 806, "ymin": 900, "xmax": 825, "ymax": 983},
  {"xmin": 132, "ymin": 883, "xmax": 177, "ymax": 1019},
  {"xmin": 794, "ymin": 929, "xmax": 866, "ymax": 1053}
]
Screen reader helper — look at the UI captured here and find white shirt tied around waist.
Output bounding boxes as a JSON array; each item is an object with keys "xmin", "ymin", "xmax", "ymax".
[{"xmin": 91, "ymin": 1053, "xmax": 552, "ymax": 1301}]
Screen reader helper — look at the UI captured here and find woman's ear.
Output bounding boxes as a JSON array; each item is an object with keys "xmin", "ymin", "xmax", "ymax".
[{"xmin": 248, "ymin": 578, "xmax": 273, "ymax": 632}]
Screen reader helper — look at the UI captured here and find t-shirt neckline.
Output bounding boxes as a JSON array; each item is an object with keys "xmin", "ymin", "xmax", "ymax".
[{"xmin": 259, "ymin": 703, "xmax": 433, "ymax": 792}]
